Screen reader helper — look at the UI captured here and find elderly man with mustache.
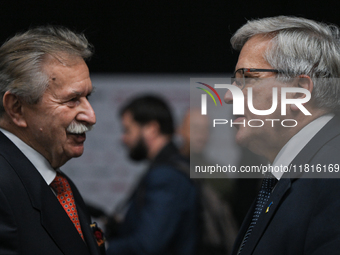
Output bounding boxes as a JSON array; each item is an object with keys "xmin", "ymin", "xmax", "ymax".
[{"xmin": 0, "ymin": 26, "xmax": 103, "ymax": 255}]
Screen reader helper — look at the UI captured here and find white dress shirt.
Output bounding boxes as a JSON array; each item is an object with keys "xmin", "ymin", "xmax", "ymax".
[
  {"xmin": 271, "ymin": 113, "xmax": 334, "ymax": 180},
  {"xmin": 0, "ymin": 128, "xmax": 56, "ymax": 185}
]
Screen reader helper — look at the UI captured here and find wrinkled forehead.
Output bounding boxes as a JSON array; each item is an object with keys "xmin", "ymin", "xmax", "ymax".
[
  {"xmin": 235, "ymin": 35, "xmax": 274, "ymax": 71},
  {"xmin": 43, "ymin": 54, "xmax": 88, "ymax": 79}
]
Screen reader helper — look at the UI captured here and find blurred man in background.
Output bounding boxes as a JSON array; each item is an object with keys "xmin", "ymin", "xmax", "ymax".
[
  {"xmin": 177, "ymin": 108, "xmax": 238, "ymax": 254},
  {"xmin": 106, "ymin": 95, "xmax": 198, "ymax": 255},
  {"xmin": 178, "ymin": 108, "xmax": 235, "ymax": 198}
]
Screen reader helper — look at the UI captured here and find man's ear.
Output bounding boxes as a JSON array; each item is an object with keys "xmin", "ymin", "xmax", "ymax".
[
  {"xmin": 143, "ymin": 121, "xmax": 160, "ymax": 139},
  {"xmin": 290, "ymin": 75, "xmax": 313, "ymax": 112},
  {"xmin": 2, "ymin": 91, "xmax": 27, "ymax": 127}
]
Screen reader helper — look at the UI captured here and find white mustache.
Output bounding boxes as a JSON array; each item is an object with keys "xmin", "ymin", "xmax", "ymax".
[{"xmin": 66, "ymin": 121, "xmax": 93, "ymax": 134}]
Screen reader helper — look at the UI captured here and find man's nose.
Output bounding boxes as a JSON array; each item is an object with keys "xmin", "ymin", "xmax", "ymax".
[
  {"xmin": 76, "ymin": 99, "xmax": 96, "ymax": 125},
  {"xmin": 224, "ymin": 89, "xmax": 233, "ymax": 104}
]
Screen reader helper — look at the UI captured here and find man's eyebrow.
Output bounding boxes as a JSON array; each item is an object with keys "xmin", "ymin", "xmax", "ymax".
[
  {"xmin": 70, "ymin": 86, "xmax": 96, "ymax": 96},
  {"xmin": 71, "ymin": 90, "xmax": 82, "ymax": 96}
]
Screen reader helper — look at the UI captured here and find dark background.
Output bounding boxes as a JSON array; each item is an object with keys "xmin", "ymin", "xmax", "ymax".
[
  {"xmin": 2, "ymin": 0, "xmax": 339, "ymax": 227},
  {"xmin": 1, "ymin": 0, "xmax": 340, "ymax": 73}
]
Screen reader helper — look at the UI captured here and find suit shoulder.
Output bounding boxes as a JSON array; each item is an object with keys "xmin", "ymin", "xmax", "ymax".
[
  {"xmin": 141, "ymin": 164, "xmax": 197, "ymax": 199},
  {"xmin": 147, "ymin": 163, "xmax": 191, "ymax": 183},
  {"xmin": 0, "ymin": 155, "xmax": 22, "ymax": 188}
]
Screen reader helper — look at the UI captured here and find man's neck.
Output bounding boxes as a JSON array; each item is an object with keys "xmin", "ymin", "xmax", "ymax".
[
  {"xmin": 148, "ymin": 136, "xmax": 171, "ymax": 160},
  {"xmin": 0, "ymin": 117, "xmax": 32, "ymax": 148}
]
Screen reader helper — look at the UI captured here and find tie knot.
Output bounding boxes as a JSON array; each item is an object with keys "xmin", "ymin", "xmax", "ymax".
[
  {"xmin": 263, "ymin": 171, "xmax": 274, "ymax": 179},
  {"xmin": 262, "ymin": 172, "xmax": 278, "ymax": 192},
  {"xmin": 51, "ymin": 173, "xmax": 72, "ymax": 195}
]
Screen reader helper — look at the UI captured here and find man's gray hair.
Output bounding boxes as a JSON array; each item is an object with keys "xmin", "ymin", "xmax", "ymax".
[
  {"xmin": 0, "ymin": 26, "xmax": 93, "ymax": 116},
  {"xmin": 231, "ymin": 16, "xmax": 340, "ymax": 112}
]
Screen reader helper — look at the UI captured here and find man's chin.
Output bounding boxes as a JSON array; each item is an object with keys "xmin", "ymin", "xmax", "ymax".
[
  {"xmin": 235, "ymin": 127, "xmax": 249, "ymax": 148},
  {"xmin": 231, "ymin": 116, "xmax": 245, "ymax": 130},
  {"xmin": 129, "ymin": 152, "xmax": 147, "ymax": 162},
  {"xmin": 68, "ymin": 147, "xmax": 85, "ymax": 159}
]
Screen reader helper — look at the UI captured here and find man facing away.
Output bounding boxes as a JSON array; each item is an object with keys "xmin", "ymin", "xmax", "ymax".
[
  {"xmin": 226, "ymin": 16, "xmax": 340, "ymax": 254},
  {"xmin": 106, "ymin": 95, "xmax": 198, "ymax": 255},
  {"xmin": 0, "ymin": 26, "xmax": 104, "ymax": 254}
]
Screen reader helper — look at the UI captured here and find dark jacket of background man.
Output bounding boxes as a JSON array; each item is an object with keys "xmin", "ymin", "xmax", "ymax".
[{"xmin": 106, "ymin": 95, "xmax": 199, "ymax": 255}]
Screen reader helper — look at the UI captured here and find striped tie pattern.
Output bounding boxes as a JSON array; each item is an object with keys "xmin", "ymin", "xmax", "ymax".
[
  {"xmin": 237, "ymin": 173, "xmax": 277, "ymax": 254},
  {"xmin": 50, "ymin": 173, "xmax": 84, "ymax": 240}
]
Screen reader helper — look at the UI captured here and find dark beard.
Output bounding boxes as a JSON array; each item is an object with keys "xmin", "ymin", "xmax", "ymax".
[{"xmin": 129, "ymin": 136, "xmax": 148, "ymax": 161}]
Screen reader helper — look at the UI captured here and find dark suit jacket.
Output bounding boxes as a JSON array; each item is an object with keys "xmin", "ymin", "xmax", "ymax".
[
  {"xmin": 0, "ymin": 131, "xmax": 104, "ymax": 255},
  {"xmin": 232, "ymin": 115, "xmax": 340, "ymax": 255},
  {"xmin": 107, "ymin": 143, "xmax": 199, "ymax": 255}
]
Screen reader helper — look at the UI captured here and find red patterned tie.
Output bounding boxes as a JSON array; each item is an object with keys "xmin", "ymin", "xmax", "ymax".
[{"xmin": 50, "ymin": 173, "xmax": 84, "ymax": 240}]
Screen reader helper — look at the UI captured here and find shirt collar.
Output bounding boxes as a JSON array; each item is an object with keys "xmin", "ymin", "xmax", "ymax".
[
  {"xmin": 0, "ymin": 128, "xmax": 56, "ymax": 185},
  {"xmin": 271, "ymin": 113, "xmax": 334, "ymax": 180}
]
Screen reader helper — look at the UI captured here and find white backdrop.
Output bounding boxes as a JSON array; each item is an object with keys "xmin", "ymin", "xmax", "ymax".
[{"xmin": 62, "ymin": 74, "xmax": 239, "ymax": 214}]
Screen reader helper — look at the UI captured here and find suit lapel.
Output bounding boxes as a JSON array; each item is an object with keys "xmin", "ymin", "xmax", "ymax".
[
  {"xmin": 231, "ymin": 200, "xmax": 255, "ymax": 255},
  {"xmin": 67, "ymin": 175, "xmax": 102, "ymax": 255},
  {"xmin": 39, "ymin": 186, "xmax": 91, "ymax": 255},
  {"xmin": 0, "ymin": 132, "xmax": 91, "ymax": 255}
]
